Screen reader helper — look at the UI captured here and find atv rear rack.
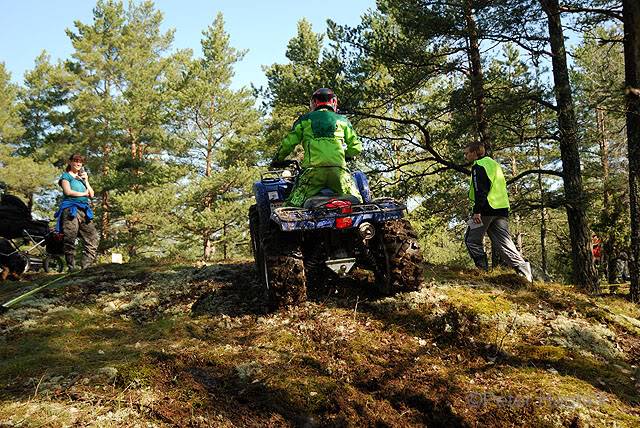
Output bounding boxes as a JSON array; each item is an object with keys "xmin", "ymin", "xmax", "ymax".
[{"xmin": 271, "ymin": 198, "xmax": 407, "ymax": 231}]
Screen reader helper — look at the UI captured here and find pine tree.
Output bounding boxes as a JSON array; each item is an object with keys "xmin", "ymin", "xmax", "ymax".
[
  {"xmin": 18, "ymin": 52, "xmax": 75, "ymax": 162},
  {"xmin": 622, "ymin": 0, "xmax": 640, "ymax": 301},
  {"xmin": 573, "ymin": 26, "xmax": 627, "ymax": 283},
  {"xmin": 0, "ymin": 62, "xmax": 57, "ymax": 210},
  {"xmin": 175, "ymin": 13, "xmax": 261, "ymax": 260},
  {"xmin": 66, "ymin": 0, "xmax": 188, "ymax": 257},
  {"xmin": 0, "ymin": 63, "xmax": 24, "ymax": 145}
]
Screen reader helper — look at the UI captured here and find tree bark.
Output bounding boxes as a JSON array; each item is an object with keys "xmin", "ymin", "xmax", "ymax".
[
  {"xmin": 623, "ymin": 0, "xmax": 640, "ymax": 302},
  {"xmin": 463, "ymin": 0, "xmax": 490, "ymax": 151},
  {"xmin": 540, "ymin": 0, "xmax": 599, "ymax": 291},
  {"xmin": 535, "ymin": 96, "xmax": 548, "ymax": 277},
  {"xmin": 223, "ymin": 222, "xmax": 228, "ymax": 260},
  {"xmin": 511, "ymin": 155, "xmax": 523, "ymax": 252},
  {"xmin": 203, "ymin": 234, "xmax": 214, "ymax": 261},
  {"xmin": 201, "ymin": 116, "xmax": 214, "ymax": 260},
  {"xmin": 597, "ymin": 107, "xmax": 617, "ymax": 283},
  {"xmin": 101, "ymin": 190, "xmax": 110, "ymax": 241},
  {"xmin": 100, "ymin": 143, "xmax": 111, "ymax": 243}
]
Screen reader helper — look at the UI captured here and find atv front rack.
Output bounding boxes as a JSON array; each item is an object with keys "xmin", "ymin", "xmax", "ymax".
[{"xmin": 271, "ymin": 198, "xmax": 407, "ymax": 231}]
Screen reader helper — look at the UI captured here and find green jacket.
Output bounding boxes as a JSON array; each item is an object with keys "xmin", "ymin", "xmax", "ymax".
[{"xmin": 274, "ymin": 108, "xmax": 362, "ymax": 168}]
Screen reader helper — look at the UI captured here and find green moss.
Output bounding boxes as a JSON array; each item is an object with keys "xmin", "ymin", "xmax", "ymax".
[
  {"xmin": 485, "ymin": 367, "xmax": 640, "ymax": 425},
  {"xmin": 0, "ymin": 401, "xmax": 84, "ymax": 427},
  {"xmin": 0, "ymin": 307, "xmax": 148, "ymax": 388},
  {"xmin": 516, "ymin": 344, "xmax": 567, "ymax": 362},
  {"xmin": 446, "ymin": 288, "xmax": 512, "ymax": 316},
  {"xmin": 268, "ymin": 374, "xmax": 340, "ymax": 414},
  {"xmin": 139, "ymin": 317, "xmax": 180, "ymax": 340},
  {"xmin": 606, "ymin": 298, "xmax": 638, "ymax": 317},
  {"xmin": 116, "ymin": 362, "xmax": 156, "ymax": 386},
  {"xmin": 502, "ymin": 352, "xmax": 639, "ymax": 406},
  {"xmin": 266, "ymin": 331, "xmax": 304, "ymax": 352}
]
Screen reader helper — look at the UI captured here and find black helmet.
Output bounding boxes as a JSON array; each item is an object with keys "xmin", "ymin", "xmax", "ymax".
[{"xmin": 311, "ymin": 88, "xmax": 338, "ymax": 111}]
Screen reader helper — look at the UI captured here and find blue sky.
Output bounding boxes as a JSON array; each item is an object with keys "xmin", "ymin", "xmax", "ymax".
[{"xmin": 0, "ymin": 0, "xmax": 375, "ymax": 89}]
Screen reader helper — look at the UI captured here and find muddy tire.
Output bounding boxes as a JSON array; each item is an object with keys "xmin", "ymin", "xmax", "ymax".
[
  {"xmin": 259, "ymin": 216, "xmax": 306, "ymax": 311},
  {"xmin": 302, "ymin": 238, "xmax": 327, "ymax": 292},
  {"xmin": 374, "ymin": 219, "xmax": 424, "ymax": 294},
  {"xmin": 43, "ymin": 255, "xmax": 64, "ymax": 273}
]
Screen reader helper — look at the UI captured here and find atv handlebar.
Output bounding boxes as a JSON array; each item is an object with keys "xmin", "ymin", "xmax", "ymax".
[
  {"xmin": 270, "ymin": 159, "xmax": 300, "ymax": 170},
  {"xmin": 260, "ymin": 159, "xmax": 301, "ymax": 182},
  {"xmin": 269, "ymin": 160, "xmax": 301, "ymax": 176}
]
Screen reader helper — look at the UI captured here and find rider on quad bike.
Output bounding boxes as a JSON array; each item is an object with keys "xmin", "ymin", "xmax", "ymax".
[
  {"xmin": 271, "ymin": 88, "xmax": 363, "ymax": 207},
  {"xmin": 252, "ymin": 88, "xmax": 424, "ymax": 311}
]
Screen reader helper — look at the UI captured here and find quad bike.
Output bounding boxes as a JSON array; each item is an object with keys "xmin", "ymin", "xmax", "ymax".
[{"xmin": 249, "ymin": 160, "xmax": 424, "ymax": 310}]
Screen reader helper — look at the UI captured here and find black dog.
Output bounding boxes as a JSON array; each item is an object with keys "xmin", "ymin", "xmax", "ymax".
[{"xmin": 0, "ymin": 238, "xmax": 27, "ymax": 281}]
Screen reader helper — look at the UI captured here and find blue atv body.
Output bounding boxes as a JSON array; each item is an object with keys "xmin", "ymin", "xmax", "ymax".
[{"xmin": 249, "ymin": 161, "xmax": 423, "ymax": 310}]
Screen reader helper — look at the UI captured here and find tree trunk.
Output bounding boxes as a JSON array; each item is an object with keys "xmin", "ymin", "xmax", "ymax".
[
  {"xmin": 623, "ymin": 0, "xmax": 640, "ymax": 301},
  {"xmin": 597, "ymin": 108, "xmax": 610, "ymax": 206},
  {"xmin": 597, "ymin": 107, "xmax": 616, "ymax": 283},
  {"xmin": 101, "ymin": 190, "xmax": 110, "ymax": 241},
  {"xmin": 203, "ymin": 234, "xmax": 214, "ymax": 260},
  {"xmin": 100, "ymin": 143, "xmax": 111, "ymax": 243},
  {"xmin": 540, "ymin": 0, "xmax": 599, "ymax": 291},
  {"xmin": 205, "ymin": 148, "xmax": 213, "ymax": 178},
  {"xmin": 535, "ymin": 103, "xmax": 548, "ymax": 277},
  {"xmin": 127, "ymin": 223, "xmax": 137, "ymax": 259},
  {"xmin": 510, "ymin": 155, "xmax": 523, "ymax": 252},
  {"xmin": 223, "ymin": 222, "xmax": 228, "ymax": 260},
  {"xmin": 202, "ymin": 141, "xmax": 214, "ymax": 259},
  {"xmin": 200, "ymin": 111, "xmax": 215, "ymax": 259},
  {"xmin": 463, "ymin": 0, "xmax": 490, "ymax": 151}
]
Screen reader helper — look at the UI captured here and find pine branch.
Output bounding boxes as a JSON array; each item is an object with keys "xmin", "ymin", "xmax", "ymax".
[
  {"xmin": 348, "ymin": 110, "xmax": 470, "ymax": 175},
  {"xmin": 507, "ymin": 168, "xmax": 564, "ymax": 185},
  {"xmin": 558, "ymin": 5, "xmax": 623, "ymax": 21}
]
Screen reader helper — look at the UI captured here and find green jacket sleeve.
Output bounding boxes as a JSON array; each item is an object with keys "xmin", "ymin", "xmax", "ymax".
[
  {"xmin": 274, "ymin": 120, "xmax": 304, "ymax": 162},
  {"xmin": 343, "ymin": 120, "xmax": 362, "ymax": 159}
]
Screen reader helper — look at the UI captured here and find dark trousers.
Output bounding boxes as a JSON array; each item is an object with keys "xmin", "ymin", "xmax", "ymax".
[{"xmin": 62, "ymin": 208, "xmax": 99, "ymax": 269}]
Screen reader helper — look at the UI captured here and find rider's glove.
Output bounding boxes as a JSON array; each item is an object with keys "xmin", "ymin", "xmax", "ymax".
[{"xmin": 270, "ymin": 160, "xmax": 288, "ymax": 168}]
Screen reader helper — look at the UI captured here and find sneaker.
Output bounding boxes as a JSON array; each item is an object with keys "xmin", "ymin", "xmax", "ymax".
[{"xmin": 518, "ymin": 262, "xmax": 533, "ymax": 282}]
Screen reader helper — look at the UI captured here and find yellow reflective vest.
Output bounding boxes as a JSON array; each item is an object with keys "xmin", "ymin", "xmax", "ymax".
[{"xmin": 468, "ymin": 157, "xmax": 510, "ymax": 210}]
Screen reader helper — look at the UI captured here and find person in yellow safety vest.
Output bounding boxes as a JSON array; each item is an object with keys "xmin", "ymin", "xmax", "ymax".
[{"xmin": 464, "ymin": 142, "xmax": 532, "ymax": 282}]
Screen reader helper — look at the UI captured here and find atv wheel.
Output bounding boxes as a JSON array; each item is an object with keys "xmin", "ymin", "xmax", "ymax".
[
  {"xmin": 43, "ymin": 255, "xmax": 64, "ymax": 273},
  {"xmin": 302, "ymin": 238, "xmax": 327, "ymax": 291},
  {"xmin": 259, "ymin": 220, "xmax": 307, "ymax": 311},
  {"xmin": 18, "ymin": 253, "xmax": 30, "ymax": 274},
  {"xmin": 374, "ymin": 219, "xmax": 424, "ymax": 294}
]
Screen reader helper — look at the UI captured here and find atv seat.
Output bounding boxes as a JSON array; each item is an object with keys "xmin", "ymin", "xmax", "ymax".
[{"xmin": 303, "ymin": 194, "xmax": 360, "ymax": 209}]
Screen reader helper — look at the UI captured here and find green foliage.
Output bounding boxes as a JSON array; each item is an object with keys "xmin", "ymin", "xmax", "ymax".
[
  {"xmin": 412, "ymin": 212, "xmax": 470, "ymax": 267},
  {"xmin": 179, "ymin": 166, "xmax": 259, "ymax": 260},
  {"xmin": 18, "ymin": 52, "xmax": 75, "ymax": 162},
  {"xmin": 571, "ymin": 25, "xmax": 629, "ymax": 278},
  {"xmin": 111, "ymin": 183, "xmax": 182, "ymax": 258},
  {"xmin": 1, "ymin": 0, "xmax": 633, "ymax": 280},
  {"xmin": 172, "ymin": 13, "xmax": 262, "ymax": 260},
  {"xmin": 0, "ymin": 145, "xmax": 58, "ymax": 200},
  {"xmin": 0, "ymin": 63, "xmax": 24, "ymax": 144}
]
